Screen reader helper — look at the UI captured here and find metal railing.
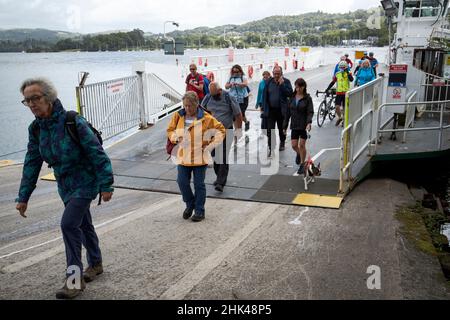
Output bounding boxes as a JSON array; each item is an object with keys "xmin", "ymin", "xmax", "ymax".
[
  {"xmin": 402, "ymin": 90, "xmax": 417, "ymax": 143},
  {"xmin": 143, "ymin": 73, "xmax": 182, "ymax": 124},
  {"xmin": 376, "ymin": 99, "xmax": 450, "ymax": 151},
  {"xmin": 77, "ymin": 71, "xmax": 183, "ymax": 141},
  {"xmin": 77, "ymin": 75, "xmax": 141, "ymax": 141},
  {"xmin": 339, "ymin": 124, "xmax": 353, "ymax": 193}
]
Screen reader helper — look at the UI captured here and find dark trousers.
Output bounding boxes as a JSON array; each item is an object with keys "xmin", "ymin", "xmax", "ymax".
[
  {"xmin": 177, "ymin": 165, "xmax": 207, "ymax": 214},
  {"xmin": 212, "ymin": 129, "xmax": 233, "ymax": 186},
  {"xmin": 267, "ymin": 108, "xmax": 286, "ymax": 150},
  {"xmin": 61, "ymin": 198, "xmax": 102, "ymax": 277}
]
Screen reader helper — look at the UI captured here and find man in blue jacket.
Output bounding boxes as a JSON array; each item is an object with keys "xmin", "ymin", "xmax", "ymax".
[{"xmin": 262, "ymin": 66, "xmax": 293, "ymax": 157}]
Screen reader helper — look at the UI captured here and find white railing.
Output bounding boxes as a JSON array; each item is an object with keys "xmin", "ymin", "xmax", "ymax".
[
  {"xmin": 78, "ymin": 75, "xmax": 141, "ymax": 141},
  {"xmin": 377, "ymin": 100, "xmax": 450, "ymax": 151},
  {"xmin": 77, "ymin": 72, "xmax": 183, "ymax": 141},
  {"xmin": 402, "ymin": 90, "xmax": 418, "ymax": 143}
]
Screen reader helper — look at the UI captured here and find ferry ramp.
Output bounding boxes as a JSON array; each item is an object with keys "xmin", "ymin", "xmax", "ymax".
[{"xmin": 101, "ymin": 65, "xmax": 346, "ymax": 209}]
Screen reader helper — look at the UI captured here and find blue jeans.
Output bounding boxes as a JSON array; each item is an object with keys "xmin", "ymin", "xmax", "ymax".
[
  {"xmin": 61, "ymin": 198, "xmax": 102, "ymax": 277},
  {"xmin": 177, "ymin": 165, "xmax": 207, "ymax": 215}
]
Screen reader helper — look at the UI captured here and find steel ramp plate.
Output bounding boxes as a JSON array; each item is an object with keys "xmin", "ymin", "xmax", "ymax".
[
  {"xmin": 41, "ymin": 173, "xmax": 56, "ymax": 181},
  {"xmin": 292, "ymin": 193, "xmax": 343, "ymax": 209}
]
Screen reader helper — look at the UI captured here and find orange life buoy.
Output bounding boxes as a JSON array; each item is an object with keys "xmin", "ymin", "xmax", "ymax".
[{"xmin": 247, "ymin": 65, "xmax": 254, "ymax": 79}]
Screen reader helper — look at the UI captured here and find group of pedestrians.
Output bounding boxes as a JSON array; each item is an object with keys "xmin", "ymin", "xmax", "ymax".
[
  {"xmin": 169, "ymin": 62, "xmax": 316, "ymax": 225},
  {"xmin": 325, "ymin": 51, "xmax": 379, "ymax": 126},
  {"xmin": 15, "ymin": 52, "xmax": 374, "ymax": 300}
]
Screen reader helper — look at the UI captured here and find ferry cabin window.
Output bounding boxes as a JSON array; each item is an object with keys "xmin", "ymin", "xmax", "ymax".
[{"xmin": 403, "ymin": 0, "xmax": 440, "ymax": 17}]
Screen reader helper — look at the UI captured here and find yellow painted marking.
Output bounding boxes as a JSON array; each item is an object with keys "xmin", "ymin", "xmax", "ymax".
[
  {"xmin": 0, "ymin": 160, "xmax": 14, "ymax": 168},
  {"xmin": 40, "ymin": 173, "xmax": 56, "ymax": 181},
  {"xmin": 292, "ymin": 193, "xmax": 343, "ymax": 209}
]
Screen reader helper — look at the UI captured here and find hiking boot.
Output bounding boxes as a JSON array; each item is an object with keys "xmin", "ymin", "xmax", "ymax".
[
  {"xmin": 245, "ymin": 121, "xmax": 250, "ymax": 132},
  {"xmin": 213, "ymin": 181, "xmax": 218, "ymax": 186},
  {"xmin": 335, "ymin": 118, "xmax": 342, "ymax": 126},
  {"xmin": 279, "ymin": 142, "xmax": 285, "ymax": 151},
  {"xmin": 55, "ymin": 278, "xmax": 86, "ymax": 300},
  {"xmin": 295, "ymin": 154, "xmax": 300, "ymax": 165},
  {"xmin": 215, "ymin": 184, "xmax": 224, "ymax": 192},
  {"xmin": 84, "ymin": 262, "xmax": 103, "ymax": 283},
  {"xmin": 191, "ymin": 212, "xmax": 205, "ymax": 222},
  {"xmin": 183, "ymin": 207, "xmax": 194, "ymax": 220}
]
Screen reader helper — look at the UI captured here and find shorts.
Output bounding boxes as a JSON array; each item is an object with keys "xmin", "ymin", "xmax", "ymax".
[
  {"xmin": 335, "ymin": 95, "xmax": 346, "ymax": 106},
  {"xmin": 291, "ymin": 129, "xmax": 308, "ymax": 140},
  {"xmin": 239, "ymin": 96, "xmax": 249, "ymax": 117}
]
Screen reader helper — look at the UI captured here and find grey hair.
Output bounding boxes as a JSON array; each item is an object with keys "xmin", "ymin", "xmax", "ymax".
[
  {"xmin": 182, "ymin": 91, "xmax": 199, "ymax": 106},
  {"xmin": 209, "ymin": 81, "xmax": 221, "ymax": 91},
  {"xmin": 20, "ymin": 78, "xmax": 58, "ymax": 103}
]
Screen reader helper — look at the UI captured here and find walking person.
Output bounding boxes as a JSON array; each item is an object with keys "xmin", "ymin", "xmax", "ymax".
[
  {"xmin": 326, "ymin": 61, "xmax": 354, "ymax": 127},
  {"xmin": 201, "ymin": 82, "xmax": 243, "ymax": 192},
  {"xmin": 225, "ymin": 64, "xmax": 250, "ymax": 132},
  {"xmin": 185, "ymin": 63, "xmax": 205, "ymax": 103},
  {"xmin": 167, "ymin": 91, "xmax": 225, "ymax": 222},
  {"xmin": 15, "ymin": 78, "xmax": 114, "ymax": 299},
  {"xmin": 262, "ymin": 66, "xmax": 293, "ymax": 157},
  {"xmin": 283, "ymin": 78, "xmax": 314, "ymax": 175},
  {"xmin": 367, "ymin": 52, "xmax": 379, "ymax": 78},
  {"xmin": 256, "ymin": 71, "xmax": 271, "ymax": 138},
  {"xmin": 355, "ymin": 59, "xmax": 376, "ymax": 87}
]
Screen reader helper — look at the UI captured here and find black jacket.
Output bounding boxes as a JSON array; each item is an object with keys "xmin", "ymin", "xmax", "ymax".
[
  {"xmin": 283, "ymin": 94, "xmax": 314, "ymax": 131},
  {"xmin": 262, "ymin": 77, "xmax": 293, "ymax": 117}
]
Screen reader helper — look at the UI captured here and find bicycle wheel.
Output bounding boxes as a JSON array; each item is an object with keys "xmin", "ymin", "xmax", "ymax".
[
  {"xmin": 317, "ymin": 101, "xmax": 327, "ymax": 127},
  {"xmin": 328, "ymin": 98, "xmax": 336, "ymax": 120}
]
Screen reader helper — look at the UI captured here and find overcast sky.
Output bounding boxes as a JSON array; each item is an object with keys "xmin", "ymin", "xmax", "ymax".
[{"xmin": 0, "ymin": 0, "xmax": 382, "ymax": 34}]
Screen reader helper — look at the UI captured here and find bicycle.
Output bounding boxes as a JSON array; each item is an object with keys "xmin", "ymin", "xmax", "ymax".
[{"xmin": 315, "ymin": 89, "xmax": 336, "ymax": 127}]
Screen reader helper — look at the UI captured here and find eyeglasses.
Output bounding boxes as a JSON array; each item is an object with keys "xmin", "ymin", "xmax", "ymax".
[{"xmin": 21, "ymin": 95, "xmax": 46, "ymax": 106}]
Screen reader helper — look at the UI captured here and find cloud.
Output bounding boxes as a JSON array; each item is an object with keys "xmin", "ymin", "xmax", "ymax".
[{"xmin": 0, "ymin": 0, "xmax": 382, "ymax": 33}]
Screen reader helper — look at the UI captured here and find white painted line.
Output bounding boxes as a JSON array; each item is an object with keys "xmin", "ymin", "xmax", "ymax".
[
  {"xmin": 1, "ymin": 197, "xmax": 179, "ymax": 273},
  {"xmin": 0, "ymin": 237, "xmax": 62, "ymax": 260},
  {"xmin": 289, "ymin": 207, "xmax": 309, "ymax": 225},
  {"xmin": 311, "ymin": 148, "xmax": 341, "ymax": 162},
  {"xmin": 159, "ymin": 203, "xmax": 280, "ymax": 300}
]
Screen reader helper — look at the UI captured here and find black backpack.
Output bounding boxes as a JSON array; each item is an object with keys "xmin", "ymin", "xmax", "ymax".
[{"xmin": 32, "ymin": 111, "xmax": 103, "ymax": 146}]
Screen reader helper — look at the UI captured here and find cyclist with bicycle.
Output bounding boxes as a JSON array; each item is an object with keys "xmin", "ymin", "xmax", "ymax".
[
  {"xmin": 315, "ymin": 88, "xmax": 336, "ymax": 127},
  {"xmin": 283, "ymin": 78, "xmax": 314, "ymax": 175},
  {"xmin": 326, "ymin": 61, "xmax": 353, "ymax": 127}
]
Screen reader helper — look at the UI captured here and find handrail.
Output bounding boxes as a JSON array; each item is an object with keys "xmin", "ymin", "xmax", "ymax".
[
  {"xmin": 403, "ymin": 90, "xmax": 417, "ymax": 143},
  {"xmin": 377, "ymin": 99, "xmax": 449, "ymax": 150},
  {"xmin": 339, "ymin": 123, "xmax": 353, "ymax": 194},
  {"xmin": 351, "ymin": 109, "xmax": 374, "ymax": 163}
]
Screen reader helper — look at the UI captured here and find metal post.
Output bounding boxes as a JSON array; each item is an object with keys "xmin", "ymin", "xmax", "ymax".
[
  {"xmin": 439, "ymin": 102, "xmax": 444, "ymax": 150},
  {"xmin": 136, "ymin": 71, "xmax": 148, "ymax": 129},
  {"xmin": 76, "ymin": 72, "xmax": 89, "ymax": 116}
]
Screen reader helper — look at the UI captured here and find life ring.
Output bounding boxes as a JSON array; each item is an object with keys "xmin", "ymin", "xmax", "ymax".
[
  {"xmin": 248, "ymin": 65, "xmax": 254, "ymax": 79},
  {"xmin": 206, "ymin": 71, "xmax": 215, "ymax": 82}
]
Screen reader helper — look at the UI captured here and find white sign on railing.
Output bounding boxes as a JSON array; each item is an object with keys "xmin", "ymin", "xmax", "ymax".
[{"xmin": 107, "ymin": 81, "xmax": 125, "ymax": 96}]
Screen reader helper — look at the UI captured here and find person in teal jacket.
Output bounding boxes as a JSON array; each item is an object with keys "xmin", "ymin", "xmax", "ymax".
[
  {"xmin": 355, "ymin": 59, "xmax": 376, "ymax": 87},
  {"xmin": 15, "ymin": 78, "xmax": 114, "ymax": 300},
  {"xmin": 256, "ymin": 71, "xmax": 271, "ymax": 133}
]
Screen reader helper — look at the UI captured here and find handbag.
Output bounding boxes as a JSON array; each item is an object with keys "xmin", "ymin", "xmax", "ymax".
[{"xmin": 166, "ymin": 137, "xmax": 177, "ymax": 160}]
